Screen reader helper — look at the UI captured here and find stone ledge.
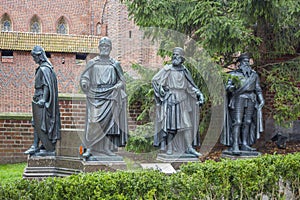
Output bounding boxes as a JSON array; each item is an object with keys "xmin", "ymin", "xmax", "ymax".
[
  {"xmin": 0, "ymin": 112, "xmax": 32, "ymax": 120},
  {"xmin": 58, "ymin": 93, "xmax": 85, "ymax": 101}
]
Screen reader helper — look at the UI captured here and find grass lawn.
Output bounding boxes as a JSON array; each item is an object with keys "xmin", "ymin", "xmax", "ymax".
[{"xmin": 0, "ymin": 163, "xmax": 27, "ymax": 185}]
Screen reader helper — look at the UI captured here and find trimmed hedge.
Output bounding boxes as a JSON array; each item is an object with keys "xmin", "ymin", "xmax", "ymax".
[{"xmin": 0, "ymin": 153, "xmax": 299, "ymax": 199}]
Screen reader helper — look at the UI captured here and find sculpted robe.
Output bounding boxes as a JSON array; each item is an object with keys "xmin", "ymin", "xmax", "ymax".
[
  {"xmin": 80, "ymin": 56, "xmax": 128, "ymax": 149},
  {"xmin": 152, "ymin": 64, "xmax": 201, "ymax": 152},
  {"xmin": 33, "ymin": 62, "xmax": 61, "ymax": 148}
]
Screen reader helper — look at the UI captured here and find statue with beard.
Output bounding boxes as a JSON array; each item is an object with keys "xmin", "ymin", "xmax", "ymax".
[
  {"xmin": 221, "ymin": 53, "xmax": 264, "ymax": 155},
  {"xmin": 80, "ymin": 37, "xmax": 128, "ymax": 160},
  {"xmin": 152, "ymin": 47, "xmax": 204, "ymax": 157}
]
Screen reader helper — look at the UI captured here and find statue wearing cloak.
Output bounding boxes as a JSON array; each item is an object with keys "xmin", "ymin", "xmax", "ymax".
[
  {"xmin": 25, "ymin": 45, "xmax": 61, "ymax": 155},
  {"xmin": 33, "ymin": 62, "xmax": 61, "ymax": 145},
  {"xmin": 80, "ymin": 55, "xmax": 128, "ymax": 156},
  {"xmin": 152, "ymin": 63, "xmax": 202, "ymax": 155},
  {"xmin": 221, "ymin": 53, "xmax": 264, "ymax": 155}
]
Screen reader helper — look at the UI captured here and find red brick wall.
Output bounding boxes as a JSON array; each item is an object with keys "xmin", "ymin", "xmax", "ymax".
[
  {"xmin": 59, "ymin": 97, "xmax": 86, "ymax": 130},
  {"xmin": 0, "ymin": 0, "xmax": 102, "ymax": 35},
  {"xmin": 0, "ymin": 117, "xmax": 33, "ymax": 164},
  {"xmin": 0, "ymin": 0, "xmax": 163, "ymax": 113},
  {"xmin": 0, "ymin": 0, "xmax": 163, "ymax": 69},
  {"xmin": 263, "ymin": 88, "xmax": 276, "ymax": 119},
  {"xmin": 0, "ymin": 96, "xmax": 143, "ymax": 164},
  {"xmin": 128, "ymin": 102, "xmax": 145, "ymax": 130},
  {"xmin": 0, "ymin": 51, "xmax": 85, "ymax": 113}
]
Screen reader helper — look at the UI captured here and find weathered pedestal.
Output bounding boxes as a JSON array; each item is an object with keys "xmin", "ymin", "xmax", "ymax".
[
  {"xmin": 156, "ymin": 153, "xmax": 199, "ymax": 170},
  {"xmin": 23, "ymin": 156, "xmax": 127, "ymax": 179},
  {"xmin": 221, "ymin": 149, "xmax": 261, "ymax": 159},
  {"xmin": 23, "ymin": 129, "xmax": 127, "ymax": 179}
]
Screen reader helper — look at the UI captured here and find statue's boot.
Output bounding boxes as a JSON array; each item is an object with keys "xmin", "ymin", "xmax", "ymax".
[
  {"xmin": 183, "ymin": 130, "xmax": 201, "ymax": 157},
  {"xmin": 166, "ymin": 134, "xmax": 173, "ymax": 155},
  {"xmin": 186, "ymin": 147, "xmax": 202, "ymax": 157},
  {"xmin": 241, "ymin": 125, "xmax": 256, "ymax": 151},
  {"xmin": 24, "ymin": 145, "xmax": 39, "ymax": 155},
  {"xmin": 160, "ymin": 140, "xmax": 166, "ymax": 151},
  {"xmin": 82, "ymin": 148, "xmax": 92, "ymax": 158},
  {"xmin": 231, "ymin": 126, "xmax": 241, "ymax": 155},
  {"xmin": 24, "ymin": 135, "xmax": 40, "ymax": 155},
  {"xmin": 231, "ymin": 146, "xmax": 241, "ymax": 155},
  {"xmin": 104, "ymin": 136, "xmax": 116, "ymax": 156},
  {"xmin": 104, "ymin": 149, "xmax": 116, "ymax": 156},
  {"xmin": 240, "ymin": 144, "xmax": 256, "ymax": 151}
]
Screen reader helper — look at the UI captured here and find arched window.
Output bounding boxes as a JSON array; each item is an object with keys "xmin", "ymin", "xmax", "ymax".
[
  {"xmin": 30, "ymin": 15, "xmax": 41, "ymax": 33},
  {"xmin": 57, "ymin": 17, "xmax": 68, "ymax": 34},
  {"xmin": 3, "ymin": 20, "xmax": 11, "ymax": 31},
  {"xmin": 96, "ymin": 22, "xmax": 101, "ymax": 35},
  {"xmin": 1, "ymin": 13, "xmax": 12, "ymax": 32}
]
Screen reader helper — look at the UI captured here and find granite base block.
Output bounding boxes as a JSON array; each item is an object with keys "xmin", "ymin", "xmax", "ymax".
[
  {"xmin": 156, "ymin": 153, "xmax": 199, "ymax": 169},
  {"xmin": 221, "ymin": 149, "xmax": 261, "ymax": 159},
  {"xmin": 23, "ymin": 156, "xmax": 127, "ymax": 179}
]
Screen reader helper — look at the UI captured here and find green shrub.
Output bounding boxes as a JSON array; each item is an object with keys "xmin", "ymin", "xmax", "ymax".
[
  {"xmin": 1, "ymin": 153, "xmax": 299, "ymax": 199},
  {"xmin": 180, "ymin": 153, "xmax": 300, "ymax": 199},
  {"xmin": 125, "ymin": 122, "xmax": 157, "ymax": 153}
]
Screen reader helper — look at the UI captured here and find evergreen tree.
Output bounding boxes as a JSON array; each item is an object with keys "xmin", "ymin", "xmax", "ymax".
[{"xmin": 122, "ymin": 0, "xmax": 300, "ymax": 125}]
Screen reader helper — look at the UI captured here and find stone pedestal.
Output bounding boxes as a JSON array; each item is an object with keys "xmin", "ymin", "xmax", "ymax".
[
  {"xmin": 221, "ymin": 149, "xmax": 261, "ymax": 159},
  {"xmin": 156, "ymin": 153, "xmax": 199, "ymax": 170},
  {"xmin": 23, "ymin": 129, "xmax": 127, "ymax": 179},
  {"xmin": 56, "ymin": 129, "xmax": 84, "ymax": 157},
  {"xmin": 23, "ymin": 156, "xmax": 127, "ymax": 179},
  {"xmin": 140, "ymin": 163, "xmax": 176, "ymax": 174}
]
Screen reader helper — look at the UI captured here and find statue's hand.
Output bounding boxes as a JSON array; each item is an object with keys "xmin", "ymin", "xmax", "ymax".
[
  {"xmin": 196, "ymin": 91, "xmax": 205, "ymax": 106},
  {"xmin": 258, "ymin": 100, "xmax": 265, "ymax": 110},
  {"xmin": 82, "ymin": 83, "xmax": 88, "ymax": 90},
  {"xmin": 226, "ymin": 79, "xmax": 235, "ymax": 92},
  {"xmin": 258, "ymin": 93, "xmax": 265, "ymax": 110},
  {"xmin": 159, "ymin": 85, "xmax": 168, "ymax": 97},
  {"xmin": 36, "ymin": 99, "xmax": 45, "ymax": 108},
  {"xmin": 227, "ymin": 85, "xmax": 235, "ymax": 92},
  {"xmin": 81, "ymin": 80, "xmax": 89, "ymax": 92}
]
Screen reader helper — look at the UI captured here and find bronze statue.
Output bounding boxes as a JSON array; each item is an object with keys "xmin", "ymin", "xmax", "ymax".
[
  {"xmin": 152, "ymin": 47, "xmax": 204, "ymax": 157},
  {"xmin": 221, "ymin": 53, "xmax": 264, "ymax": 155},
  {"xmin": 24, "ymin": 45, "xmax": 61, "ymax": 156},
  {"xmin": 80, "ymin": 37, "xmax": 128, "ymax": 160}
]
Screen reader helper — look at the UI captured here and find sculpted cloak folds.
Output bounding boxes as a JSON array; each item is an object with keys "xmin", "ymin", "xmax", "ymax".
[
  {"xmin": 152, "ymin": 64, "xmax": 201, "ymax": 152},
  {"xmin": 221, "ymin": 69, "xmax": 263, "ymax": 147},
  {"xmin": 80, "ymin": 56, "xmax": 128, "ymax": 149},
  {"xmin": 33, "ymin": 62, "xmax": 61, "ymax": 145}
]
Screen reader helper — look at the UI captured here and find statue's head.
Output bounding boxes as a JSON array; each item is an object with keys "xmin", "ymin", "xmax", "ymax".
[
  {"xmin": 237, "ymin": 53, "xmax": 252, "ymax": 71},
  {"xmin": 237, "ymin": 53, "xmax": 250, "ymax": 63},
  {"xmin": 98, "ymin": 37, "xmax": 112, "ymax": 57},
  {"xmin": 172, "ymin": 47, "xmax": 185, "ymax": 66},
  {"xmin": 31, "ymin": 45, "xmax": 50, "ymax": 65}
]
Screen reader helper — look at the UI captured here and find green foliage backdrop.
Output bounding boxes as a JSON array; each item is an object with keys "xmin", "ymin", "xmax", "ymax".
[{"xmin": 122, "ymin": 0, "xmax": 300, "ymax": 125}]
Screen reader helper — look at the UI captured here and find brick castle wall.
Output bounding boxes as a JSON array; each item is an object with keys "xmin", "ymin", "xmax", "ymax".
[
  {"xmin": 0, "ymin": 51, "xmax": 85, "ymax": 113},
  {"xmin": 0, "ymin": 117, "xmax": 33, "ymax": 164},
  {"xmin": 0, "ymin": 0, "xmax": 103, "ymax": 35},
  {"xmin": 0, "ymin": 96, "xmax": 143, "ymax": 164},
  {"xmin": 0, "ymin": 0, "xmax": 163, "ymax": 113}
]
